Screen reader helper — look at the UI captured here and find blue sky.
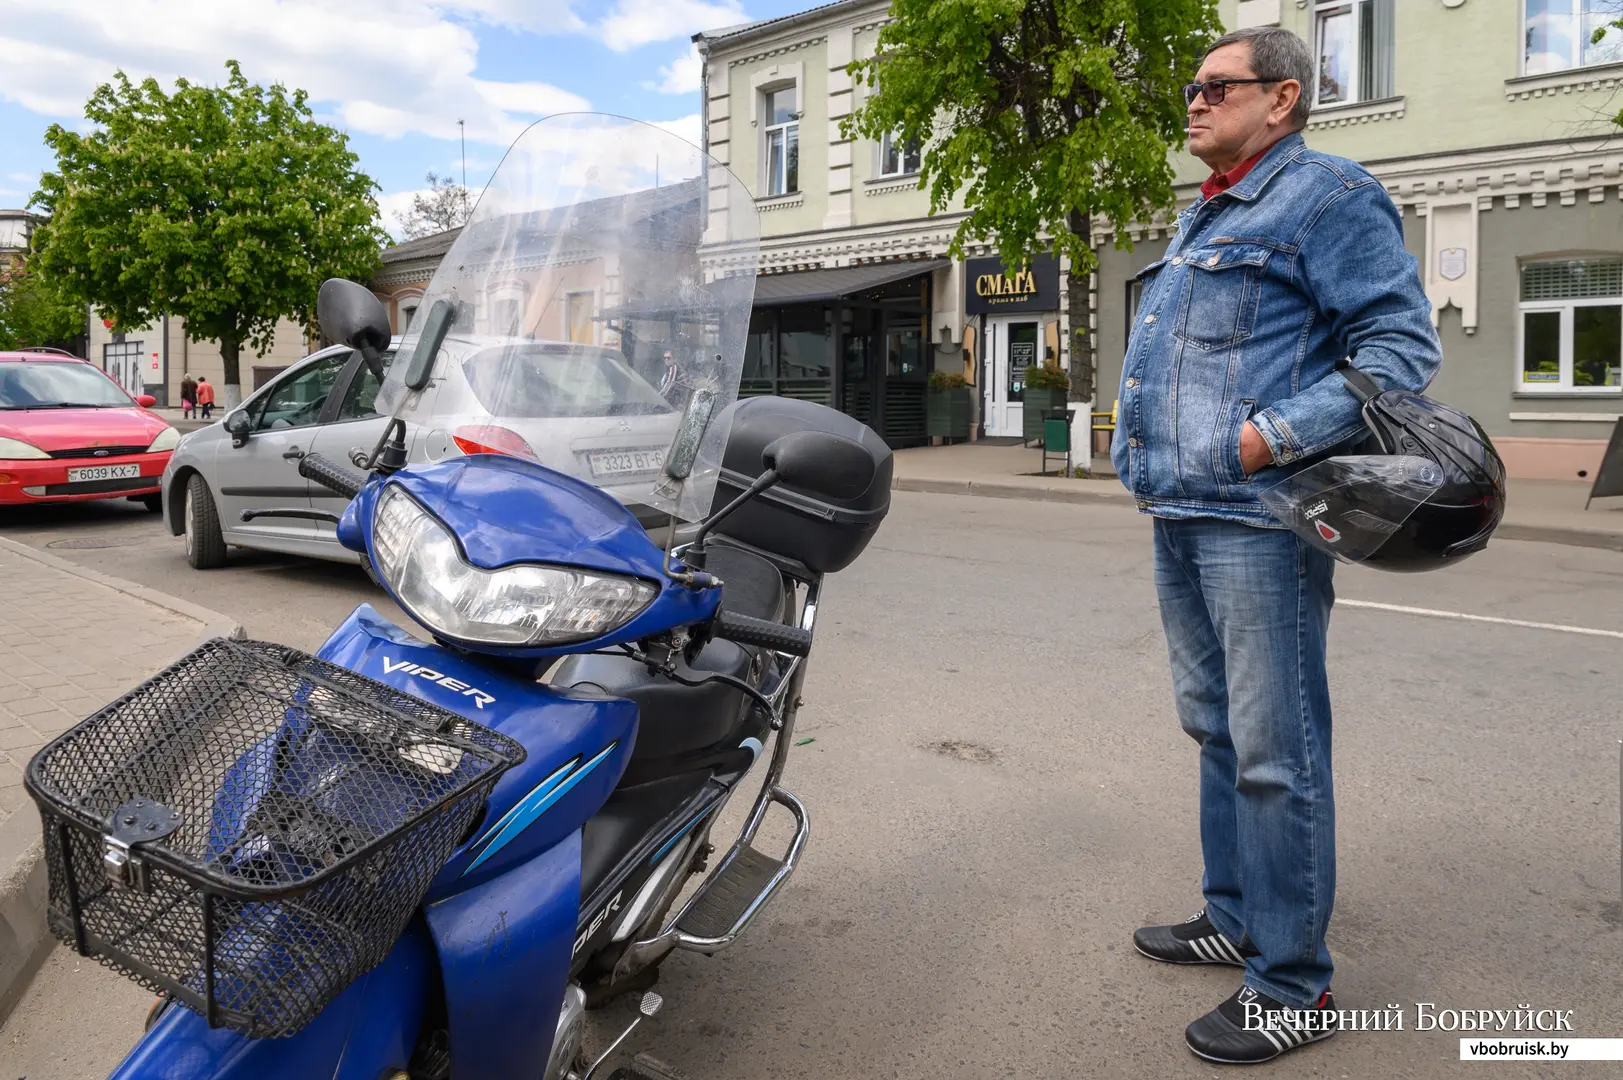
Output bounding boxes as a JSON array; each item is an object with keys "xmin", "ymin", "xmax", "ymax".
[{"xmin": 0, "ymin": 0, "xmax": 814, "ymax": 236}]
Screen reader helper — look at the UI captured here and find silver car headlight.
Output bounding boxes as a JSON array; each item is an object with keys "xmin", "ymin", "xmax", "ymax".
[{"xmin": 371, "ymin": 485, "xmax": 656, "ymax": 646}]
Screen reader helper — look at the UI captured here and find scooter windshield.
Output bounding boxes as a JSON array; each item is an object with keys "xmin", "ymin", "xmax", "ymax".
[{"xmin": 377, "ymin": 113, "xmax": 761, "ymax": 523}]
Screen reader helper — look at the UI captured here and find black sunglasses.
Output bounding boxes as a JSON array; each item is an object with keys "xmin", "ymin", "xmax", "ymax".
[{"xmin": 1183, "ymin": 78, "xmax": 1277, "ymax": 106}]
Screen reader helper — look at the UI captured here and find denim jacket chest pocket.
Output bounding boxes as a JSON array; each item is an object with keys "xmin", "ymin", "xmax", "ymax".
[{"xmin": 1173, "ymin": 243, "xmax": 1271, "ymax": 350}]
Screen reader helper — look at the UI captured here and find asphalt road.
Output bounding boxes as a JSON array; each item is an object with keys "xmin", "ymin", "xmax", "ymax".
[{"xmin": 2, "ymin": 491, "xmax": 1621, "ymax": 1079}]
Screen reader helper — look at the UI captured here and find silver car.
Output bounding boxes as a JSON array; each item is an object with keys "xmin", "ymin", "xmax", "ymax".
[
  {"xmin": 161, "ymin": 338, "xmax": 677, "ymax": 568},
  {"xmin": 160, "ymin": 342, "xmax": 399, "ymax": 567}
]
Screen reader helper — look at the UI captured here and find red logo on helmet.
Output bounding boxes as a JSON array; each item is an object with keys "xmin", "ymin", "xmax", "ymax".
[{"xmin": 1315, "ymin": 519, "xmax": 1342, "ymax": 544}]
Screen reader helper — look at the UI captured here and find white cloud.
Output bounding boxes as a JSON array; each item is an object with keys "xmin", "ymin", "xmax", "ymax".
[
  {"xmin": 653, "ymin": 44, "xmax": 703, "ymax": 95},
  {"xmin": 0, "ymin": 0, "xmax": 589, "ymax": 146},
  {"xmin": 376, "ymin": 188, "xmax": 430, "ymax": 240},
  {"xmin": 596, "ymin": 0, "xmax": 745, "ymax": 52},
  {"xmin": 653, "ymin": 113, "xmax": 703, "ymax": 151}
]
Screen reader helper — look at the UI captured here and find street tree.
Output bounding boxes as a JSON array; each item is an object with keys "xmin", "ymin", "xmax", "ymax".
[
  {"xmin": 843, "ymin": 0, "xmax": 1219, "ymax": 405},
  {"xmin": 394, "ymin": 172, "xmax": 473, "ymax": 240},
  {"xmin": 0, "ymin": 263, "xmax": 85, "ymax": 351},
  {"xmin": 31, "ymin": 60, "xmax": 386, "ymax": 405}
]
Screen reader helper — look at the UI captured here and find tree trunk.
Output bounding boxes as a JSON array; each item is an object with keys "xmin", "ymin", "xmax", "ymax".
[
  {"xmin": 219, "ymin": 335, "xmax": 243, "ymax": 410},
  {"xmin": 1066, "ymin": 210, "xmax": 1095, "ymax": 474}
]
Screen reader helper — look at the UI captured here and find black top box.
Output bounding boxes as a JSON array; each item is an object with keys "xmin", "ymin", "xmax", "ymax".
[{"xmin": 713, "ymin": 396, "xmax": 892, "ymax": 574}]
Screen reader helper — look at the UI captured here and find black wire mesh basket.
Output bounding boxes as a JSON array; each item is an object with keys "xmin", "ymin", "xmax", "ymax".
[{"xmin": 24, "ymin": 638, "xmax": 525, "ymax": 1039}]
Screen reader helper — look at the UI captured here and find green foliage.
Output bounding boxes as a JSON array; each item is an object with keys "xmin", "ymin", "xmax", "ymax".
[
  {"xmin": 0, "ymin": 263, "xmax": 85, "ymax": 351},
  {"xmin": 928, "ymin": 369, "xmax": 971, "ymax": 390},
  {"xmin": 1024, "ymin": 362, "xmax": 1070, "ymax": 390},
  {"xmin": 31, "ymin": 60, "xmax": 387, "ymax": 388},
  {"xmin": 1601, "ymin": 20, "xmax": 1623, "ymax": 127},
  {"xmin": 843, "ymin": 0, "xmax": 1218, "ymax": 277}
]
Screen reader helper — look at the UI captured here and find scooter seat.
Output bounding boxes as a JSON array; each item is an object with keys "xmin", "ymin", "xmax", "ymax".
[{"xmin": 704, "ymin": 540, "xmax": 785, "ymax": 623}]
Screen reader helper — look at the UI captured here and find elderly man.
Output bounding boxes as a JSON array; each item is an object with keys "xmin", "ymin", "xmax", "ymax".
[{"xmin": 1112, "ymin": 27, "xmax": 1441, "ymax": 1064}]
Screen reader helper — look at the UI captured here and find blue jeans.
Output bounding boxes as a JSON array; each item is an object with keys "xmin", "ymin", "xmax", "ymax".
[{"xmin": 1152, "ymin": 517, "xmax": 1336, "ymax": 1008}]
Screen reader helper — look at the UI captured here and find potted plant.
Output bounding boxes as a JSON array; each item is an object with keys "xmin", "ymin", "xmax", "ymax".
[
  {"xmin": 1022, "ymin": 362, "xmax": 1069, "ymax": 444},
  {"xmin": 927, "ymin": 370, "xmax": 973, "ymax": 441}
]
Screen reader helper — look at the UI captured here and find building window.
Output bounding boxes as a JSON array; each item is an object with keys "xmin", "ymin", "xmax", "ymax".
[
  {"xmin": 1524, "ymin": 0, "xmax": 1623, "ymax": 75},
  {"xmin": 1519, "ymin": 258, "xmax": 1623, "ymax": 391},
  {"xmin": 566, "ymin": 292, "xmax": 594, "ymax": 344},
  {"xmin": 878, "ymin": 132, "xmax": 921, "ymax": 177},
  {"xmin": 763, "ymin": 86, "xmax": 799, "ymax": 196},
  {"xmin": 397, "ymin": 296, "xmax": 421, "ymax": 333},
  {"xmin": 1314, "ymin": 0, "xmax": 1396, "ymax": 106}
]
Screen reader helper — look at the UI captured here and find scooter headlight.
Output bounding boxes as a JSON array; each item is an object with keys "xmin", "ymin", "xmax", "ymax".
[{"xmin": 371, "ymin": 485, "xmax": 657, "ymax": 646}]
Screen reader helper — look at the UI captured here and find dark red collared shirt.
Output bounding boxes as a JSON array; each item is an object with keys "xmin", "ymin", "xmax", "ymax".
[{"xmin": 1198, "ymin": 144, "xmax": 1275, "ymax": 202}]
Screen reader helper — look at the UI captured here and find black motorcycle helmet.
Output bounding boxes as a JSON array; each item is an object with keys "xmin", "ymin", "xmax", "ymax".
[{"xmin": 1258, "ymin": 362, "xmax": 1506, "ymax": 572}]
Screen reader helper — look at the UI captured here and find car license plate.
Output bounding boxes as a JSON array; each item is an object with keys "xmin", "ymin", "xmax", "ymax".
[
  {"xmin": 67, "ymin": 463, "xmax": 141, "ymax": 483},
  {"xmin": 588, "ymin": 449, "xmax": 666, "ymax": 478}
]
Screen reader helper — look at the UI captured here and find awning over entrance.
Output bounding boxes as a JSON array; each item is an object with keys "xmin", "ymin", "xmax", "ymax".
[{"xmin": 752, "ymin": 259, "xmax": 949, "ymax": 305}]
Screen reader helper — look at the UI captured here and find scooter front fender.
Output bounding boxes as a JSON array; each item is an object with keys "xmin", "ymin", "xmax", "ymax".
[{"xmin": 107, "ymin": 921, "xmax": 435, "ymax": 1080}]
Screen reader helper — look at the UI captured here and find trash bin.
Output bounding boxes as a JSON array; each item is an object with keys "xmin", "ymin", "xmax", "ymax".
[{"xmin": 1041, "ymin": 407, "xmax": 1070, "ymax": 476}]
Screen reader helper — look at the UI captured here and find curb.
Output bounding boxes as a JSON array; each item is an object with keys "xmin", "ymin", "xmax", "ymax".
[
  {"xmin": 894, "ymin": 476, "xmax": 1138, "ymax": 509},
  {"xmin": 892, "ymin": 477, "xmax": 1623, "ymax": 552},
  {"xmin": 0, "ymin": 536, "xmax": 243, "ymax": 1025}
]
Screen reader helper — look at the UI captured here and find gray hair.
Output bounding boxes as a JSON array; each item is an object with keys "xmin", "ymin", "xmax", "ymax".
[{"xmin": 1206, "ymin": 27, "xmax": 1314, "ymax": 129}]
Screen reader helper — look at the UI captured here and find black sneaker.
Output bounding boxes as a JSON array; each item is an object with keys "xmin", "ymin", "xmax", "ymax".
[
  {"xmin": 1133, "ymin": 909, "xmax": 1256, "ymax": 967},
  {"xmin": 1185, "ymin": 985, "xmax": 1337, "ymax": 1064}
]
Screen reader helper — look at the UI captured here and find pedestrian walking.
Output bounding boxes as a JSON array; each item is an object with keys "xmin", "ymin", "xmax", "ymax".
[
  {"xmin": 1113, "ymin": 27, "xmax": 1442, "ymax": 1064},
  {"xmin": 196, "ymin": 376, "xmax": 215, "ymax": 420},
  {"xmin": 657, "ymin": 349, "xmax": 684, "ymax": 407},
  {"xmin": 179, "ymin": 374, "xmax": 197, "ymax": 419}
]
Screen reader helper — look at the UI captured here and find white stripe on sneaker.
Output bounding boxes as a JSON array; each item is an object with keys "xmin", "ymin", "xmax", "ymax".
[
  {"xmin": 1215, "ymin": 937, "xmax": 1242, "ymax": 964},
  {"xmin": 1258, "ymin": 1027, "xmax": 1287, "ymax": 1053},
  {"xmin": 1191, "ymin": 938, "xmax": 1218, "ymax": 962}
]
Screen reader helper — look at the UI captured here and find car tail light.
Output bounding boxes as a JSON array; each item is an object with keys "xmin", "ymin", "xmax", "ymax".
[{"xmin": 452, "ymin": 425, "xmax": 538, "ymax": 461}]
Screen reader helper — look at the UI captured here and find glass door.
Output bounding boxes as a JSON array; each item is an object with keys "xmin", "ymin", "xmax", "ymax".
[{"xmin": 983, "ymin": 318, "xmax": 1038, "ymax": 437}]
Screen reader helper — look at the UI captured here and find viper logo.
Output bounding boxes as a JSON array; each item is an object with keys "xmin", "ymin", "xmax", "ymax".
[
  {"xmin": 380, "ymin": 657, "xmax": 495, "ymax": 708},
  {"xmin": 1315, "ymin": 519, "xmax": 1342, "ymax": 543}
]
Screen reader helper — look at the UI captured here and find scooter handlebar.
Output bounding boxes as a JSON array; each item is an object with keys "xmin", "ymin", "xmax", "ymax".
[
  {"xmin": 712, "ymin": 609, "xmax": 813, "ymax": 657},
  {"xmin": 298, "ymin": 453, "xmax": 366, "ymax": 501}
]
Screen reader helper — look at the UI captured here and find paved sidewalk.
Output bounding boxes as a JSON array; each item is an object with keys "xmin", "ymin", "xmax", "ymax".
[
  {"xmin": 147, "ymin": 406, "xmax": 213, "ymax": 434},
  {"xmin": 0, "ymin": 536, "xmax": 239, "ymax": 1022},
  {"xmin": 892, "ymin": 441, "xmax": 1623, "ymax": 551}
]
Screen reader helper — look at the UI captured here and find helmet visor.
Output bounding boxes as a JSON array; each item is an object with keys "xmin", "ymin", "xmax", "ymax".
[{"xmin": 1258, "ymin": 455, "xmax": 1445, "ymax": 563}]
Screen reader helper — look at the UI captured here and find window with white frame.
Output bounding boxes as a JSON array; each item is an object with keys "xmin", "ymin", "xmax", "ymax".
[
  {"xmin": 1313, "ymin": 0, "xmax": 1396, "ymax": 106},
  {"xmin": 1524, "ymin": 0, "xmax": 1623, "ymax": 75},
  {"xmin": 763, "ymin": 86, "xmax": 799, "ymax": 197},
  {"xmin": 396, "ymin": 295, "xmax": 421, "ymax": 333},
  {"xmin": 1519, "ymin": 258, "xmax": 1623, "ymax": 391},
  {"xmin": 878, "ymin": 131, "xmax": 921, "ymax": 177}
]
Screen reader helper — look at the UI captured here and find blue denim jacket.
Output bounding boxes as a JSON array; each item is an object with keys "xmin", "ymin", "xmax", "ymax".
[{"xmin": 1110, "ymin": 132, "xmax": 1442, "ymax": 524}]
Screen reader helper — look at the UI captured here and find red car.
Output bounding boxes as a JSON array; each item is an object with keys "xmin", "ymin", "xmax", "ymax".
[{"xmin": 0, "ymin": 348, "xmax": 180, "ymax": 510}]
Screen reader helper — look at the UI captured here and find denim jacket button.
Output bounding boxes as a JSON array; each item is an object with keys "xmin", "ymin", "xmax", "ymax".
[
  {"xmin": 1143, "ymin": 314, "xmax": 1157, "ymax": 324},
  {"xmin": 1129, "ymin": 437, "xmax": 1142, "ymax": 448},
  {"xmin": 1171, "ymin": 256, "xmax": 1183, "ymax": 266},
  {"xmin": 1125, "ymin": 377, "xmax": 1139, "ymax": 388}
]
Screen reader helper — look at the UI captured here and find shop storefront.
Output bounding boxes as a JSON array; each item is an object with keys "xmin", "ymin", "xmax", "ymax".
[
  {"xmin": 963, "ymin": 253, "xmax": 1062, "ymax": 439},
  {"xmin": 742, "ymin": 259, "xmax": 944, "ymax": 448}
]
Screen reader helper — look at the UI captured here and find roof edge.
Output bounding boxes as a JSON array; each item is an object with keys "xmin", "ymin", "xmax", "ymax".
[{"xmin": 693, "ymin": 0, "xmax": 877, "ymax": 51}]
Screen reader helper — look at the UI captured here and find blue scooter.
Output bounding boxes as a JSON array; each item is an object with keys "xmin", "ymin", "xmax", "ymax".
[{"xmin": 25, "ymin": 114, "xmax": 892, "ymax": 1080}]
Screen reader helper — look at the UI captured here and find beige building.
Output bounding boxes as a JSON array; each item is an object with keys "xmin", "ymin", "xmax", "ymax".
[
  {"xmin": 85, "ymin": 314, "xmax": 312, "ymax": 408},
  {"xmin": 697, "ymin": 1, "xmax": 1069, "ymax": 450},
  {"xmin": 0, "ymin": 210, "xmax": 39, "ymax": 274}
]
